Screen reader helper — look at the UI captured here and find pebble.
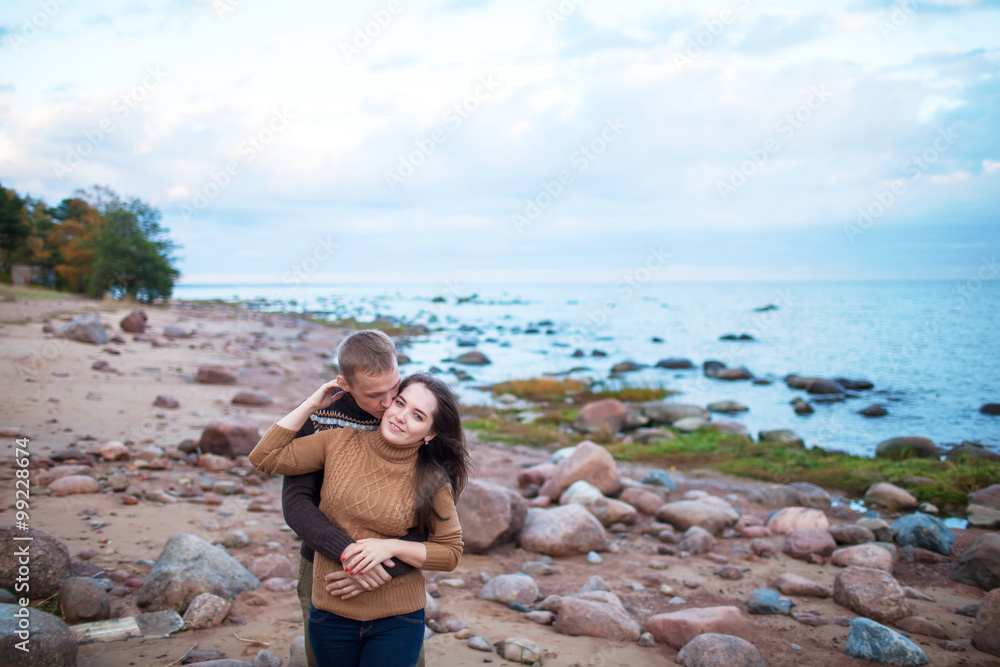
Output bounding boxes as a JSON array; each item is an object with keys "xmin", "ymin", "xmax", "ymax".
[
  {"xmin": 629, "ymin": 582, "xmax": 645, "ymax": 592},
  {"xmin": 469, "ymin": 636, "xmax": 492, "ymax": 652},
  {"xmin": 668, "ymin": 596, "xmax": 687, "ymax": 605},
  {"xmin": 455, "ymin": 628, "xmax": 473, "ymax": 639},
  {"xmin": 658, "ymin": 584, "xmax": 675, "ymax": 596},
  {"xmin": 509, "ymin": 603, "xmax": 529, "ymax": 612},
  {"xmin": 439, "ymin": 578, "xmax": 466, "ymax": 588},
  {"xmin": 638, "ymin": 632, "xmax": 656, "ymax": 647},
  {"xmin": 525, "ymin": 611, "xmax": 554, "ymax": 625},
  {"xmin": 586, "ymin": 551, "xmax": 603, "ymax": 564}
]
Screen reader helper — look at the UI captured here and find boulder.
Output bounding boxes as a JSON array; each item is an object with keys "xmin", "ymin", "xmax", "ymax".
[
  {"xmin": 119, "ymin": 309, "xmax": 148, "ymax": 333},
  {"xmin": 54, "ymin": 312, "xmax": 108, "ymax": 345},
  {"xmin": 895, "ymin": 616, "xmax": 948, "ymax": 639},
  {"xmin": 477, "ymin": 574, "xmax": 539, "ymax": 606},
  {"xmin": 655, "ymin": 358, "xmax": 694, "ymax": 369},
  {"xmin": 453, "ymin": 351, "xmax": 490, "ymax": 365},
  {"xmin": 758, "ymin": 429, "xmax": 804, "ymax": 447},
  {"xmin": 982, "ymin": 404, "xmax": 1000, "ymax": 416},
  {"xmin": 892, "ymin": 512, "xmax": 955, "ymax": 555},
  {"xmin": 845, "ymin": 617, "xmax": 928, "ymax": 665},
  {"xmin": 833, "ymin": 566, "xmax": 911, "ymax": 624},
  {"xmin": 859, "ymin": 404, "xmax": 889, "ymax": 417},
  {"xmin": 48, "ymin": 475, "xmax": 100, "ymax": 496},
  {"xmin": 231, "ymin": 390, "xmax": 273, "ymax": 406},
  {"xmin": 457, "ymin": 480, "xmax": 527, "ymax": 553},
  {"xmin": 537, "ymin": 441, "xmax": 621, "ymax": 499},
  {"xmin": 249, "ymin": 554, "xmax": 295, "ymax": 581},
  {"xmin": 494, "ymin": 638, "xmax": 540, "ymax": 664},
  {"xmin": 517, "ymin": 463, "xmax": 555, "ymax": 489},
  {"xmin": 673, "ymin": 417, "xmax": 709, "ymax": 432},
  {"xmin": 676, "ymin": 633, "xmax": 765, "ymax": 667},
  {"xmin": 610, "ymin": 361, "xmax": 645, "ymax": 373},
  {"xmin": 183, "ymin": 592, "xmax": 232, "ymax": 629},
  {"xmin": 946, "ymin": 441, "xmax": 1000, "ymax": 463},
  {"xmin": 875, "ymin": 437, "xmax": 939, "ymax": 459},
  {"xmin": 864, "ymin": 483, "xmax": 918, "ymax": 512},
  {"xmin": 967, "ymin": 484, "xmax": 1000, "ymax": 528},
  {"xmin": 806, "ymin": 378, "xmax": 845, "ymax": 395},
  {"xmin": 766, "ymin": 507, "xmax": 829, "ymax": 534},
  {"xmin": 829, "ymin": 523, "xmax": 876, "ymax": 545},
  {"xmin": 972, "ymin": 588, "xmax": 1000, "ymax": 657},
  {"xmin": 640, "ymin": 403, "xmax": 709, "ymax": 426},
  {"xmin": 782, "ymin": 528, "xmax": 836, "ymax": 560},
  {"xmin": 518, "ymin": 505, "xmax": 606, "ymax": 557},
  {"xmin": 58, "ymin": 576, "xmax": 110, "ymax": 624},
  {"xmin": 677, "ymin": 526, "xmax": 716, "ymax": 555},
  {"xmin": 773, "ymin": 573, "xmax": 830, "ymax": 598},
  {"xmin": 656, "ymin": 497, "xmax": 739, "ymax": 536},
  {"xmin": 572, "ymin": 399, "xmax": 629, "ymax": 434},
  {"xmin": 715, "ymin": 367, "xmax": 753, "ymax": 381},
  {"xmin": 749, "ymin": 484, "xmax": 804, "ymax": 507},
  {"xmin": 195, "ymin": 365, "xmax": 237, "ymax": 384},
  {"xmin": 0, "ymin": 604, "xmax": 77, "ymax": 666},
  {"xmin": 951, "ymin": 533, "xmax": 1000, "ymax": 591},
  {"xmin": 787, "ymin": 482, "xmax": 832, "ymax": 507},
  {"xmin": 552, "ymin": 593, "xmax": 640, "ymax": 641},
  {"xmin": 619, "ymin": 487, "xmax": 665, "ymax": 515},
  {"xmin": 198, "ymin": 416, "xmax": 261, "ymax": 458},
  {"xmin": 747, "ymin": 588, "xmax": 793, "ymax": 615},
  {"xmin": 832, "ymin": 544, "xmax": 894, "ymax": 572},
  {"xmin": 137, "ymin": 533, "xmax": 260, "ymax": 612},
  {"xmin": 707, "ymin": 401, "xmax": 748, "ymax": 414},
  {"xmin": 0, "ymin": 527, "xmax": 70, "ymax": 599},
  {"xmin": 646, "ymin": 606, "xmax": 750, "ymax": 649}
]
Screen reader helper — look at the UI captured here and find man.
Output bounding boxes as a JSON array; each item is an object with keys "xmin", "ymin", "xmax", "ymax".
[{"xmin": 283, "ymin": 329, "xmax": 423, "ymax": 667}]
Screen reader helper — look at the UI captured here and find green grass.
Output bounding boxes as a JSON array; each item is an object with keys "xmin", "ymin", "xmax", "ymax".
[{"xmin": 487, "ymin": 377, "xmax": 675, "ymax": 405}]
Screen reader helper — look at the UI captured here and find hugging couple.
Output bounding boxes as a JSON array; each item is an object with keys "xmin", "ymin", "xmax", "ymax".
[{"xmin": 249, "ymin": 330, "xmax": 470, "ymax": 667}]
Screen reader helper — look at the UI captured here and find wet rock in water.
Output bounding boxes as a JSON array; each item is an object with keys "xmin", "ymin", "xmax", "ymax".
[
  {"xmin": 966, "ymin": 484, "xmax": 1000, "ymax": 528},
  {"xmin": 640, "ymin": 403, "xmax": 710, "ymax": 426},
  {"xmin": 478, "ymin": 574, "xmax": 539, "ymax": 606},
  {"xmin": 250, "ymin": 554, "xmax": 295, "ymax": 581},
  {"xmin": 783, "ymin": 528, "xmax": 836, "ymax": 560},
  {"xmin": 494, "ymin": 637, "xmax": 541, "ymax": 664},
  {"xmin": 0, "ymin": 527, "xmax": 71, "ymax": 598},
  {"xmin": 137, "ymin": 533, "xmax": 260, "ymax": 612},
  {"xmin": 773, "ymin": 573, "xmax": 830, "ymax": 598},
  {"xmin": 0, "ymin": 604, "xmax": 78, "ymax": 666},
  {"xmin": 198, "ymin": 416, "xmax": 262, "ymax": 458},
  {"xmin": 951, "ymin": 533, "xmax": 1000, "ymax": 591},
  {"xmin": 572, "ymin": 399, "xmax": 629, "ymax": 434},
  {"xmin": 973, "ymin": 588, "xmax": 1000, "ymax": 657},
  {"xmin": 154, "ymin": 395, "xmax": 180, "ymax": 409},
  {"xmin": 805, "ymin": 378, "xmax": 845, "ymax": 395},
  {"xmin": 453, "ymin": 350, "xmax": 491, "ymax": 365},
  {"xmin": 656, "ymin": 358, "xmax": 694, "ymax": 369},
  {"xmin": 655, "ymin": 497, "xmax": 740, "ymax": 536},
  {"xmin": 945, "ymin": 441, "xmax": 1000, "ymax": 463},
  {"xmin": 792, "ymin": 398, "xmax": 814, "ymax": 415},
  {"xmin": 845, "ymin": 617, "xmax": 928, "ymax": 665},
  {"xmin": 640, "ymin": 469, "xmax": 677, "ymax": 490},
  {"xmin": 864, "ymin": 482, "xmax": 918, "ymax": 512},
  {"xmin": 892, "ymin": 512, "xmax": 955, "ymax": 555},
  {"xmin": 767, "ymin": 507, "xmax": 829, "ymax": 534},
  {"xmin": 677, "ymin": 526, "xmax": 716, "ymax": 555},
  {"xmin": 833, "ymin": 566, "xmax": 911, "ymax": 624},
  {"xmin": 457, "ymin": 480, "xmax": 528, "ymax": 553},
  {"xmin": 895, "ymin": 616, "xmax": 948, "ymax": 639},
  {"xmin": 120, "ymin": 309, "xmax": 148, "ymax": 333},
  {"xmin": 611, "ymin": 360, "xmax": 645, "ymax": 373},
  {"xmin": 859, "ymin": 404, "xmax": 889, "ymax": 417},
  {"xmin": 538, "ymin": 440, "xmax": 622, "ymax": 499},
  {"xmin": 758, "ymin": 429, "xmax": 804, "ymax": 447},
  {"xmin": 55, "ymin": 312, "xmax": 108, "ymax": 345},
  {"xmin": 195, "ymin": 365, "xmax": 238, "ymax": 384},
  {"xmin": 646, "ymin": 606, "xmax": 750, "ymax": 649},
  {"xmin": 232, "ymin": 390, "xmax": 273, "ymax": 406},
  {"xmin": 59, "ymin": 576, "xmax": 110, "ymax": 624},
  {"xmin": 829, "ymin": 523, "xmax": 876, "ymax": 545},
  {"xmin": 518, "ymin": 504, "xmax": 606, "ymax": 557},
  {"xmin": 980, "ymin": 403, "xmax": 1000, "ymax": 416},
  {"xmin": 675, "ymin": 632, "xmax": 765, "ymax": 667},
  {"xmin": 553, "ymin": 593, "xmax": 641, "ymax": 641},
  {"xmin": 619, "ymin": 487, "xmax": 666, "ymax": 515},
  {"xmin": 714, "ymin": 367, "xmax": 754, "ymax": 381},
  {"xmin": 831, "ymin": 544, "xmax": 894, "ymax": 572},
  {"xmin": 747, "ymin": 588, "xmax": 793, "ymax": 615},
  {"xmin": 875, "ymin": 436, "xmax": 939, "ymax": 459},
  {"xmin": 707, "ymin": 401, "xmax": 748, "ymax": 414},
  {"xmin": 183, "ymin": 592, "xmax": 232, "ymax": 629}
]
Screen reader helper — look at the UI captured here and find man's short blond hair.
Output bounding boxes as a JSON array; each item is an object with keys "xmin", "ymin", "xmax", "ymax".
[{"xmin": 337, "ymin": 330, "xmax": 397, "ymax": 384}]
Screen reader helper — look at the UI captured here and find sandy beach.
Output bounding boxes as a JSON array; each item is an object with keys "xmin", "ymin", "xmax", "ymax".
[{"xmin": 1, "ymin": 294, "xmax": 997, "ymax": 667}]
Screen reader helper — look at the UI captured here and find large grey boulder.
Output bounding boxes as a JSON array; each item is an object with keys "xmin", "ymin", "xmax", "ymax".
[
  {"xmin": 457, "ymin": 480, "xmax": 527, "ymax": 553},
  {"xmin": 0, "ymin": 604, "xmax": 78, "ymax": 667},
  {"xmin": 54, "ymin": 311, "xmax": 108, "ymax": 345},
  {"xmin": 640, "ymin": 402, "xmax": 710, "ymax": 425},
  {"xmin": 517, "ymin": 505, "xmax": 606, "ymax": 557},
  {"xmin": 0, "ymin": 527, "xmax": 70, "ymax": 599},
  {"xmin": 845, "ymin": 617, "xmax": 928, "ymax": 665},
  {"xmin": 951, "ymin": 533, "xmax": 1000, "ymax": 591}
]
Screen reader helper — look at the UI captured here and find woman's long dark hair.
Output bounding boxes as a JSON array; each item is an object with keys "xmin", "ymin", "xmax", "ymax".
[{"xmin": 400, "ymin": 373, "xmax": 471, "ymax": 535}]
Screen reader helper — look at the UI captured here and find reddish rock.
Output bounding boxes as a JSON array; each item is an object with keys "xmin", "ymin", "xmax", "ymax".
[
  {"xmin": 895, "ymin": 616, "xmax": 949, "ymax": 639},
  {"xmin": 829, "ymin": 523, "xmax": 876, "ymax": 545},
  {"xmin": 676, "ymin": 633, "xmax": 766, "ymax": 667},
  {"xmin": 198, "ymin": 416, "xmax": 261, "ymax": 458},
  {"xmin": 572, "ymin": 399, "xmax": 629, "ymax": 434},
  {"xmin": 782, "ymin": 528, "xmax": 836, "ymax": 560},
  {"xmin": 766, "ymin": 507, "xmax": 829, "ymax": 534},
  {"xmin": 48, "ymin": 475, "xmax": 100, "ymax": 496},
  {"xmin": 195, "ymin": 365, "xmax": 237, "ymax": 384},
  {"xmin": 538, "ymin": 441, "xmax": 622, "ymax": 499},
  {"xmin": 182, "ymin": 592, "xmax": 231, "ymax": 629},
  {"xmin": 832, "ymin": 544, "xmax": 894, "ymax": 572},
  {"xmin": 517, "ymin": 463, "xmax": 556, "ymax": 489},
  {"xmin": 97, "ymin": 440, "xmax": 130, "ymax": 461},
  {"xmin": 619, "ymin": 487, "xmax": 665, "ymax": 515},
  {"xmin": 750, "ymin": 539, "xmax": 775, "ymax": 558},
  {"xmin": 0, "ymin": 527, "xmax": 71, "ymax": 598},
  {"xmin": 739, "ymin": 525, "xmax": 773, "ymax": 539},
  {"xmin": 952, "ymin": 533, "xmax": 1000, "ymax": 591},
  {"xmin": 864, "ymin": 482, "xmax": 918, "ymax": 512},
  {"xmin": 119, "ymin": 309, "xmax": 148, "ymax": 333},
  {"xmin": 973, "ymin": 588, "xmax": 1000, "ymax": 657},
  {"xmin": 37, "ymin": 465, "xmax": 92, "ymax": 487},
  {"xmin": 153, "ymin": 395, "xmax": 180, "ymax": 409},
  {"xmin": 833, "ymin": 566, "xmax": 912, "ymax": 624},
  {"xmin": 249, "ymin": 554, "xmax": 295, "ymax": 581},
  {"xmin": 677, "ymin": 526, "xmax": 716, "ymax": 555},
  {"xmin": 457, "ymin": 480, "xmax": 528, "ymax": 553},
  {"xmin": 517, "ymin": 504, "xmax": 606, "ymax": 557},
  {"xmin": 552, "ymin": 594, "xmax": 641, "ymax": 641},
  {"xmin": 120, "ymin": 494, "xmax": 138, "ymax": 505},
  {"xmin": 773, "ymin": 573, "xmax": 830, "ymax": 598},
  {"xmin": 646, "ymin": 606, "xmax": 750, "ymax": 649},
  {"xmin": 231, "ymin": 390, "xmax": 273, "ymax": 406},
  {"xmin": 199, "ymin": 453, "xmax": 235, "ymax": 472},
  {"xmin": 59, "ymin": 577, "xmax": 110, "ymax": 624}
]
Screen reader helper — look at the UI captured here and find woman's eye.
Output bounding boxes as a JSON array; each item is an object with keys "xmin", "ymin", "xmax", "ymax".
[{"xmin": 414, "ymin": 414, "xmax": 423, "ymax": 422}]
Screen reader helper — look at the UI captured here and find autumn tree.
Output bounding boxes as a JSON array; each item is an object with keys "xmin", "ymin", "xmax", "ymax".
[{"xmin": 0, "ymin": 183, "xmax": 29, "ymax": 278}]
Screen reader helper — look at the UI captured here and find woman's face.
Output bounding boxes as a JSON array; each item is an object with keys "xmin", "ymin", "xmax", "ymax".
[{"xmin": 380, "ymin": 382, "xmax": 438, "ymax": 447}]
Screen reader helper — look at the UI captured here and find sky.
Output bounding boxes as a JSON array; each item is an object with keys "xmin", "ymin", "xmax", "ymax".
[{"xmin": 1, "ymin": 0, "xmax": 998, "ymax": 286}]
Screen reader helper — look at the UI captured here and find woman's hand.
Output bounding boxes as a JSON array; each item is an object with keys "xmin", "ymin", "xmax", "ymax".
[{"xmin": 341, "ymin": 538, "xmax": 401, "ymax": 576}]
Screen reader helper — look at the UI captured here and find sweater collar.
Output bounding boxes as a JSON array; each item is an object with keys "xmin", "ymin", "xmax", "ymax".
[{"xmin": 367, "ymin": 427, "xmax": 422, "ymax": 464}]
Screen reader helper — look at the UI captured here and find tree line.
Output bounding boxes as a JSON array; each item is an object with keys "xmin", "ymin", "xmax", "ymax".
[{"xmin": 0, "ymin": 183, "xmax": 180, "ymax": 303}]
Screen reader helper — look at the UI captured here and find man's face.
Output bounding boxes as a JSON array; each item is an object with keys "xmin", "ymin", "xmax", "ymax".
[{"xmin": 340, "ymin": 368, "xmax": 400, "ymax": 419}]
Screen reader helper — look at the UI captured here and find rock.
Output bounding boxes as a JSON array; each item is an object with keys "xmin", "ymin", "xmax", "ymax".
[
  {"xmin": 37, "ymin": 465, "xmax": 92, "ymax": 487},
  {"xmin": 198, "ymin": 416, "xmax": 262, "ymax": 458},
  {"xmin": 766, "ymin": 507, "xmax": 829, "ymax": 534},
  {"xmin": 232, "ymin": 390, "xmax": 273, "ymax": 406},
  {"xmin": 806, "ymin": 378, "xmax": 845, "ymax": 395},
  {"xmin": 833, "ymin": 566, "xmax": 911, "ymax": 624},
  {"xmin": 646, "ymin": 606, "xmax": 750, "ymax": 649},
  {"xmin": 250, "ymin": 554, "xmax": 295, "ymax": 581},
  {"xmin": 120, "ymin": 309, "xmax": 148, "ymax": 333},
  {"xmin": 707, "ymin": 401, "xmax": 748, "ymax": 414},
  {"xmin": 525, "ymin": 610, "xmax": 554, "ymax": 625},
  {"xmin": 875, "ymin": 437, "xmax": 939, "ymax": 459},
  {"xmin": 640, "ymin": 469, "xmax": 677, "ymax": 490},
  {"xmin": 845, "ymin": 617, "xmax": 928, "ymax": 665},
  {"xmin": 792, "ymin": 399, "xmax": 814, "ymax": 415},
  {"xmin": 154, "ymin": 395, "xmax": 180, "ymax": 409},
  {"xmin": 468, "ymin": 636, "xmax": 492, "ymax": 652},
  {"xmin": 982, "ymin": 403, "xmax": 1000, "ymax": 416},
  {"xmin": 453, "ymin": 350, "xmax": 490, "ymax": 365},
  {"xmin": 586, "ymin": 551, "xmax": 603, "ymax": 564},
  {"xmin": 966, "ymin": 484, "xmax": 1000, "ymax": 528},
  {"xmin": 640, "ymin": 403, "xmax": 710, "ymax": 426},
  {"xmin": 895, "ymin": 616, "xmax": 948, "ymax": 639},
  {"xmin": 195, "ymin": 364, "xmax": 238, "ymax": 384},
  {"xmin": 677, "ymin": 526, "xmax": 716, "ymax": 555},
  {"xmin": 860, "ymin": 404, "xmax": 889, "ymax": 417},
  {"xmin": 783, "ymin": 528, "xmax": 836, "ymax": 560},
  {"xmin": 521, "ymin": 560, "xmax": 553, "ymax": 577},
  {"xmin": 829, "ymin": 523, "xmax": 876, "ymax": 545},
  {"xmin": 864, "ymin": 483, "xmax": 918, "ymax": 512},
  {"xmin": 747, "ymin": 588, "xmax": 793, "ymax": 615},
  {"xmin": 95, "ymin": 440, "xmax": 129, "ymax": 461},
  {"xmin": 857, "ymin": 516, "xmax": 895, "ymax": 542},
  {"xmin": 58, "ymin": 576, "xmax": 110, "ymax": 624},
  {"xmin": 638, "ymin": 631, "xmax": 656, "ymax": 647},
  {"xmin": 253, "ymin": 650, "xmax": 281, "ymax": 667},
  {"xmin": 619, "ymin": 487, "xmax": 665, "ymax": 515},
  {"xmin": 946, "ymin": 441, "xmax": 1000, "ymax": 463},
  {"xmin": 774, "ymin": 573, "xmax": 830, "ymax": 598},
  {"xmin": 517, "ymin": 463, "xmax": 555, "ymax": 489},
  {"xmin": 288, "ymin": 636, "xmax": 307, "ymax": 667},
  {"xmin": 518, "ymin": 504, "xmax": 606, "ymax": 557},
  {"xmin": 579, "ymin": 575, "xmax": 610, "ymax": 594},
  {"xmin": 787, "ymin": 482, "xmax": 832, "ymax": 507},
  {"xmin": 0, "ymin": 527, "xmax": 70, "ymax": 599},
  {"xmin": 182, "ymin": 649, "xmax": 228, "ymax": 664},
  {"xmin": 951, "ymin": 533, "xmax": 1000, "ymax": 591},
  {"xmin": 758, "ymin": 429, "xmax": 804, "ymax": 447},
  {"xmin": 610, "ymin": 360, "xmax": 645, "ymax": 373},
  {"xmin": 163, "ymin": 325, "xmax": 192, "ymax": 339},
  {"xmin": 537, "ymin": 440, "xmax": 622, "ymax": 499},
  {"xmin": 559, "ymin": 482, "xmax": 636, "ymax": 528},
  {"xmin": 49, "ymin": 448, "xmax": 88, "ymax": 463},
  {"xmin": 137, "ymin": 533, "xmax": 260, "ymax": 612},
  {"xmin": 713, "ymin": 565, "xmax": 743, "ymax": 580},
  {"xmin": 973, "ymin": 588, "xmax": 1000, "ymax": 657},
  {"xmin": 749, "ymin": 484, "xmax": 804, "ymax": 507},
  {"xmin": 0, "ymin": 604, "xmax": 77, "ymax": 665},
  {"xmin": 553, "ymin": 594, "xmax": 641, "ymax": 641},
  {"xmin": 457, "ymin": 480, "xmax": 527, "ymax": 553},
  {"xmin": 183, "ymin": 592, "xmax": 232, "ymax": 629},
  {"xmin": 54, "ymin": 312, "xmax": 108, "ymax": 345},
  {"xmin": 262, "ymin": 578, "xmax": 294, "ymax": 592},
  {"xmin": 673, "ymin": 417, "xmax": 709, "ymax": 432},
  {"xmin": 573, "ymin": 399, "xmax": 629, "ymax": 434},
  {"xmin": 656, "ymin": 358, "xmax": 694, "ymax": 369},
  {"xmin": 708, "ymin": 421, "xmax": 749, "ymax": 436},
  {"xmin": 494, "ymin": 637, "xmax": 541, "ymax": 664},
  {"xmin": 715, "ymin": 367, "xmax": 754, "ymax": 381},
  {"xmin": 656, "ymin": 498, "xmax": 739, "ymax": 536},
  {"xmin": 832, "ymin": 544, "xmax": 894, "ymax": 572},
  {"xmin": 892, "ymin": 512, "xmax": 955, "ymax": 555},
  {"xmin": 675, "ymin": 633, "xmax": 765, "ymax": 667},
  {"xmin": 478, "ymin": 574, "xmax": 539, "ymax": 606},
  {"xmin": 750, "ymin": 539, "xmax": 775, "ymax": 558}
]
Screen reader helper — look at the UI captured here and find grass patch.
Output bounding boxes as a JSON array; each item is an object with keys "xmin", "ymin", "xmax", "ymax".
[
  {"xmin": 488, "ymin": 377, "xmax": 675, "ymax": 405},
  {"xmin": 304, "ymin": 314, "xmax": 427, "ymax": 338},
  {"xmin": 0, "ymin": 284, "xmax": 85, "ymax": 302},
  {"xmin": 462, "ymin": 405, "xmax": 576, "ymax": 448}
]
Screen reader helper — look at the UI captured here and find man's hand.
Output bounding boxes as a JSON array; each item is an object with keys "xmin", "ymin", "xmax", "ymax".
[{"xmin": 323, "ymin": 565, "xmax": 390, "ymax": 600}]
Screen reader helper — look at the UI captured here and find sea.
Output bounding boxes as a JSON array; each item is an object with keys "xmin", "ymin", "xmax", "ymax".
[{"xmin": 173, "ymin": 280, "xmax": 1000, "ymax": 459}]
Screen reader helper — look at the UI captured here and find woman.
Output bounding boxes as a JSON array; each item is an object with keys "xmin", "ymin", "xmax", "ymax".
[{"xmin": 249, "ymin": 373, "xmax": 469, "ymax": 667}]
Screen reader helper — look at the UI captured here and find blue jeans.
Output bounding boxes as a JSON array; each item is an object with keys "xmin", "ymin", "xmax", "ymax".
[{"xmin": 308, "ymin": 605, "xmax": 425, "ymax": 667}]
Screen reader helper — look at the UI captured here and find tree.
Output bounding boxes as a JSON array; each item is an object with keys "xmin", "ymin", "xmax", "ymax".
[
  {"xmin": 47, "ymin": 198, "xmax": 103, "ymax": 293},
  {"xmin": 0, "ymin": 183, "xmax": 29, "ymax": 278}
]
